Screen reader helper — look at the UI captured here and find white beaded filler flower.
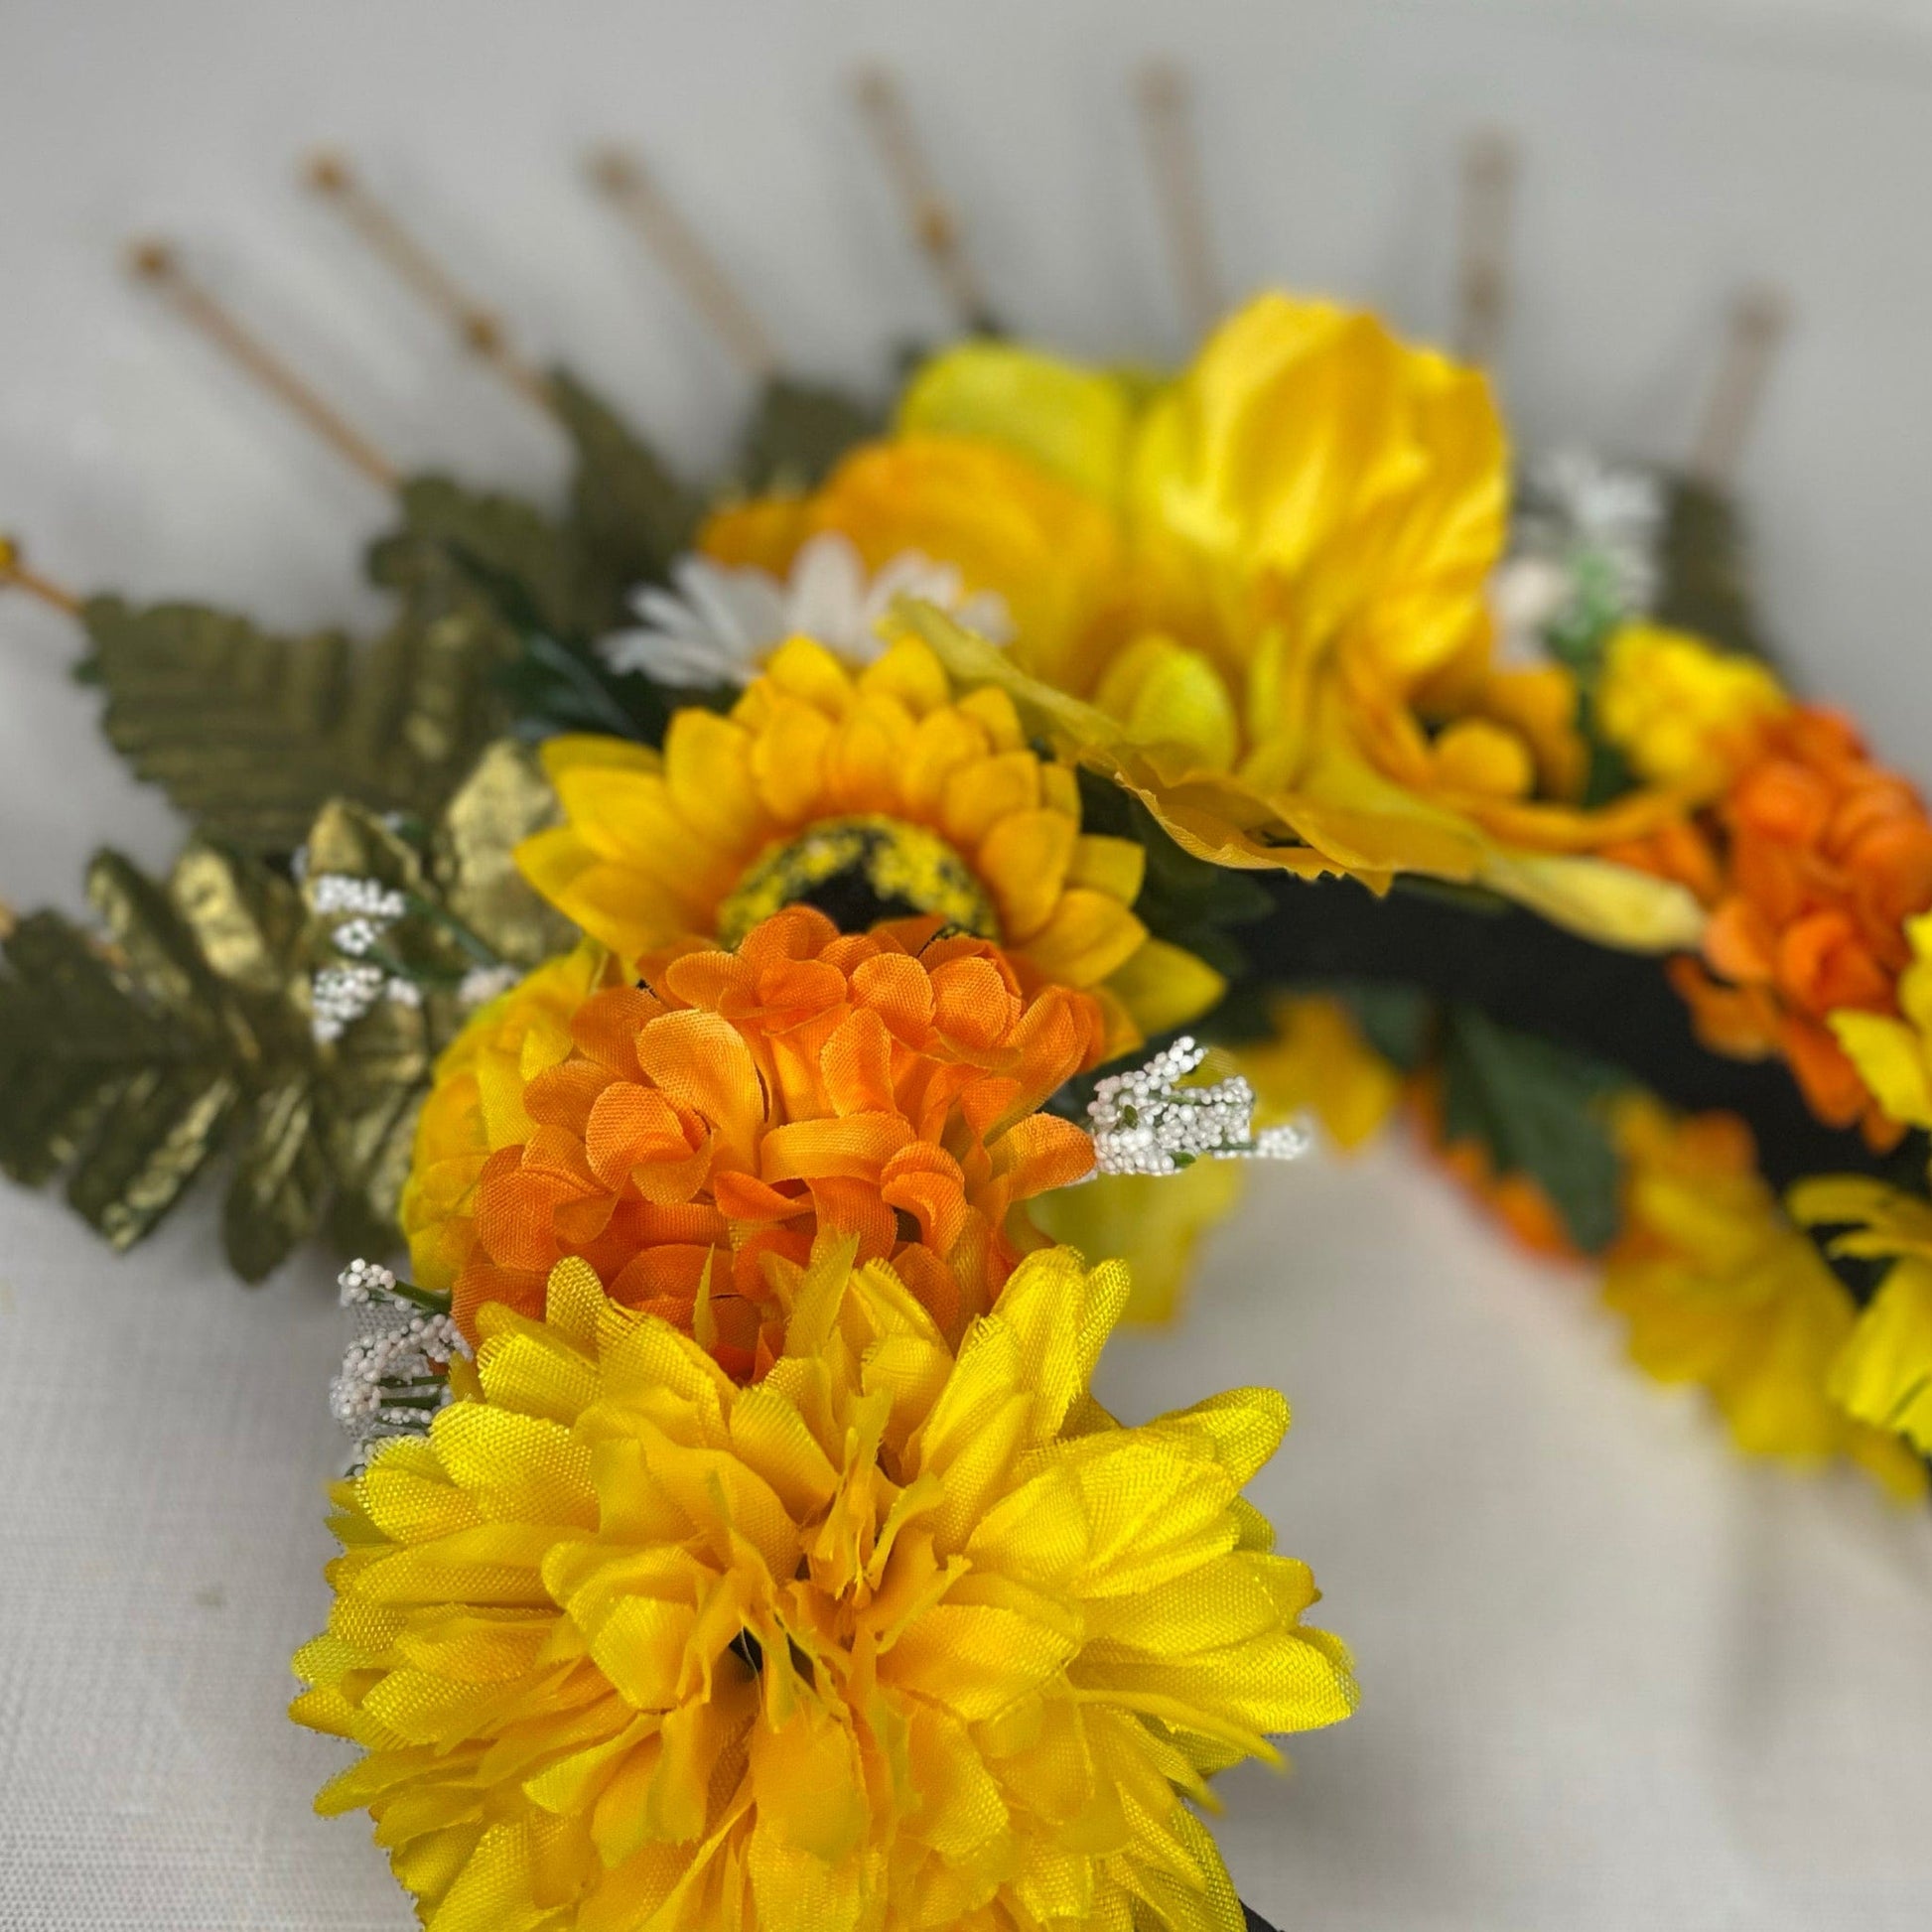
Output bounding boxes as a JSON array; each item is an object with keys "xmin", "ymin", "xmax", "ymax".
[
  {"xmin": 330, "ymin": 1259, "xmax": 470, "ymax": 1458},
  {"xmin": 1084, "ymin": 1036, "xmax": 1311, "ymax": 1177}
]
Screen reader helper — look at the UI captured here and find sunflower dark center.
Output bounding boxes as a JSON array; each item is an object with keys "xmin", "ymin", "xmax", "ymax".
[{"xmin": 716, "ymin": 813, "xmax": 1001, "ymax": 944}]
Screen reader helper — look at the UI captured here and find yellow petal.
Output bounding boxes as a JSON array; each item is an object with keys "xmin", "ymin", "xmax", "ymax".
[
  {"xmin": 1024, "ymin": 890, "xmax": 1149, "ymax": 988},
  {"xmin": 978, "ymin": 808, "xmax": 1078, "ymax": 941},
  {"xmin": 898, "ymin": 338, "xmax": 1137, "ymax": 505},
  {"xmin": 1829, "ymin": 1011, "xmax": 1932, "ymax": 1131},
  {"xmin": 1100, "ymin": 936, "xmax": 1225, "ymax": 1039},
  {"xmin": 1828, "ymin": 1259, "xmax": 1932, "ymax": 1451},
  {"xmin": 1033, "ymin": 1161, "xmax": 1247, "ymax": 1325},
  {"xmin": 1093, "ymin": 634, "xmax": 1240, "ymax": 773}
]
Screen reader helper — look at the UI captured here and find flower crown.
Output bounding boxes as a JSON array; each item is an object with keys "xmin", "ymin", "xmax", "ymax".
[{"xmin": 4, "ymin": 71, "xmax": 1928, "ymax": 1929}]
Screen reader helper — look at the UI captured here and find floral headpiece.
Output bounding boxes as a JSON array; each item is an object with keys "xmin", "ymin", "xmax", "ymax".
[{"xmin": 5, "ymin": 70, "xmax": 1929, "ymax": 1928}]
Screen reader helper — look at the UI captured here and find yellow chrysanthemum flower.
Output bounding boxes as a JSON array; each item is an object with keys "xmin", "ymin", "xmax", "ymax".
[
  {"xmin": 515, "ymin": 633, "xmax": 1221, "ymax": 1056},
  {"xmin": 1601, "ymin": 1098, "xmax": 1924, "ymax": 1497},
  {"xmin": 293, "ymin": 1240, "xmax": 1357, "ymax": 1931},
  {"xmin": 1594, "ymin": 621, "xmax": 1788, "ymax": 796},
  {"xmin": 705, "ymin": 292, "xmax": 1706, "ymax": 952},
  {"xmin": 1033, "ymin": 1161, "xmax": 1249, "ymax": 1327},
  {"xmin": 1827, "ymin": 908, "xmax": 1932, "ymax": 1131},
  {"xmin": 1789, "ymin": 1173, "xmax": 1932, "ymax": 1452}
]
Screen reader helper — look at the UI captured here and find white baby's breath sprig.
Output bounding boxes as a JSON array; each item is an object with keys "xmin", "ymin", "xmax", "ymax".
[
  {"xmin": 309, "ymin": 874, "xmax": 409, "ymax": 923},
  {"xmin": 311, "ymin": 962, "xmax": 387, "ymax": 1043},
  {"xmin": 1083, "ymin": 1036, "xmax": 1311, "ymax": 1177},
  {"xmin": 457, "ymin": 963, "xmax": 520, "ymax": 1009},
  {"xmin": 330, "ymin": 1259, "xmax": 467, "ymax": 1462},
  {"xmin": 300, "ymin": 868, "xmax": 500, "ymax": 1039},
  {"xmin": 1497, "ymin": 446, "xmax": 1667, "ymax": 659}
]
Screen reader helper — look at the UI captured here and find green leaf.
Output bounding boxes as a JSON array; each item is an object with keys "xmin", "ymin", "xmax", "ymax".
[
  {"xmin": 429, "ymin": 739, "xmax": 572, "ymax": 966},
  {"xmin": 1654, "ymin": 476, "xmax": 1768, "ymax": 662},
  {"xmin": 1073, "ymin": 766, "xmax": 1272, "ymax": 980},
  {"xmin": 0, "ymin": 738, "xmax": 564, "ymax": 1282},
  {"xmin": 81, "ymin": 548, "xmax": 517, "ymax": 857},
  {"xmin": 0, "ymin": 912, "xmax": 180, "ymax": 1187},
  {"xmin": 221, "ymin": 1074, "xmax": 332, "ymax": 1281},
  {"xmin": 549, "ymin": 366, "xmax": 699, "ymax": 611},
  {"xmin": 738, "ymin": 376, "xmax": 880, "ymax": 491},
  {"xmin": 381, "ymin": 475, "xmax": 593, "ymax": 640},
  {"xmin": 1438, "ymin": 1006, "xmax": 1627, "ymax": 1252},
  {"xmin": 1336, "ymin": 983, "xmax": 1437, "ymax": 1073}
]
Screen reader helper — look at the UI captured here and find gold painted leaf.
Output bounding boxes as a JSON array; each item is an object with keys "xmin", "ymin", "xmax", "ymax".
[
  {"xmin": 0, "ymin": 740, "xmax": 565, "ymax": 1283},
  {"xmin": 431, "ymin": 739, "xmax": 569, "ymax": 966},
  {"xmin": 739, "ymin": 375, "xmax": 879, "ymax": 491},
  {"xmin": 81, "ymin": 542, "xmax": 517, "ymax": 856},
  {"xmin": 549, "ymin": 366, "xmax": 698, "ymax": 618}
]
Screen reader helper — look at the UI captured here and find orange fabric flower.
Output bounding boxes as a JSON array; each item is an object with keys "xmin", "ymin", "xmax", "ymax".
[
  {"xmin": 1610, "ymin": 707, "xmax": 1932, "ymax": 1145},
  {"xmin": 401, "ymin": 906, "xmax": 1103, "ymax": 1375}
]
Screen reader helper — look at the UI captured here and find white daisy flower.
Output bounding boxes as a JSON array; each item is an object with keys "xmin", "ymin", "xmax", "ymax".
[{"xmin": 598, "ymin": 531, "xmax": 1014, "ymax": 687}]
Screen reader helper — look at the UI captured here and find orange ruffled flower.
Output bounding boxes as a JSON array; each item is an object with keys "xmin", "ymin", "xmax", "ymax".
[
  {"xmin": 400, "ymin": 906, "xmax": 1103, "ymax": 1374},
  {"xmin": 1613, "ymin": 707, "xmax": 1932, "ymax": 1144}
]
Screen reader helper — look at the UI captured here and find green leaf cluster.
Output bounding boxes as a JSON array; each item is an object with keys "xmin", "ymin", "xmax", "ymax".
[
  {"xmin": 0, "ymin": 741, "xmax": 564, "ymax": 1282},
  {"xmin": 80, "ymin": 539, "xmax": 518, "ymax": 858},
  {"xmin": 1074, "ymin": 767, "xmax": 1273, "ymax": 980},
  {"xmin": 1436, "ymin": 1005, "xmax": 1628, "ymax": 1253},
  {"xmin": 738, "ymin": 376, "xmax": 880, "ymax": 492}
]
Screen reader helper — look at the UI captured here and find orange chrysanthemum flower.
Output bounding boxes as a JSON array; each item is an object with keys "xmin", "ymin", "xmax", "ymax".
[
  {"xmin": 1611, "ymin": 707, "xmax": 1932, "ymax": 1145},
  {"xmin": 400, "ymin": 905, "xmax": 1103, "ymax": 1373}
]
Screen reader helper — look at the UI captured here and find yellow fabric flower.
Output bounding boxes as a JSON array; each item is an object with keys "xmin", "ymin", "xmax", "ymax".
[
  {"xmin": 1595, "ymin": 622, "xmax": 1788, "ymax": 796},
  {"xmin": 515, "ymin": 633, "xmax": 1222, "ymax": 1056},
  {"xmin": 708, "ymin": 295, "xmax": 1706, "ymax": 952},
  {"xmin": 1237, "ymin": 996, "xmax": 1404, "ymax": 1154},
  {"xmin": 898, "ymin": 339, "xmax": 1140, "ymax": 506},
  {"xmin": 292, "ymin": 1240, "xmax": 1357, "ymax": 1931},
  {"xmin": 1828, "ymin": 908, "xmax": 1932, "ymax": 1130},
  {"xmin": 1601, "ymin": 1098, "xmax": 1924, "ymax": 1498},
  {"xmin": 401, "ymin": 939, "xmax": 619, "ymax": 1297},
  {"xmin": 1032, "ymin": 1161, "xmax": 1248, "ymax": 1326},
  {"xmin": 1789, "ymin": 1173, "xmax": 1932, "ymax": 1453}
]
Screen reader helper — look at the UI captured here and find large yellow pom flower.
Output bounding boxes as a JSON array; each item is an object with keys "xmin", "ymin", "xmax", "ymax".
[
  {"xmin": 702, "ymin": 294, "xmax": 1707, "ymax": 952},
  {"xmin": 293, "ymin": 1241, "xmax": 1356, "ymax": 1931},
  {"xmin": 516, "ymin": 632, "xmax": 1222, "ymax": 1055}
]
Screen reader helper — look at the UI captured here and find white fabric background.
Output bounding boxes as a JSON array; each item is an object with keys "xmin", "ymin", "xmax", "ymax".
[{"xmin": 4, "ymin": 3, "xmax": 1932, "ymax": 1927}]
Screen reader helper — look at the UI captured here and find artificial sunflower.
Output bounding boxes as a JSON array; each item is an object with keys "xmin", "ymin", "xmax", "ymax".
[
  {"xmin": 517, "ymin": 632, "xmax": 1223, "ymax": 1055},
  {"xmin": 698, "ymin": 293, "xmax": 1709, "ymax": 952},
  {"xmin": 400, "ymin": 904, "xmax": 1102, "ymax": 1366},
  {"xmin": 294, "ymin": 1240, "xmax": 1357, "ymax": 1932}
]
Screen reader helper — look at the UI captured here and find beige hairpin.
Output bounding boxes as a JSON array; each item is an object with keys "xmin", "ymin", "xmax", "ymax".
[
  {"xmin": 1689, "ymin": 284, "xmax": 1791, "ymax": 484},
  {"xmin": 0, "ymin": 534, "xmax": 82, "ymax": 617},
  {"xmin": 1136, "ymin": 61, "xmax": 1223, "ymax": 343},
  {"xmin": 303, "ymin": 152, "xmax": 559, "ymax": 422},
  {"xmin": 587, "ymin": 146, "xmax": 780, "ymax": 381},
  {"xmin": 1454, "ymin": 129, "xmax": 1517, "ymax": 369},
  {"xmin": 127, "ymin": 239, "xmax": 398, "ymax": 490},
  {"xmin": 851, "ymin": 64, "xmax": 995, "ymax": 334}
]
